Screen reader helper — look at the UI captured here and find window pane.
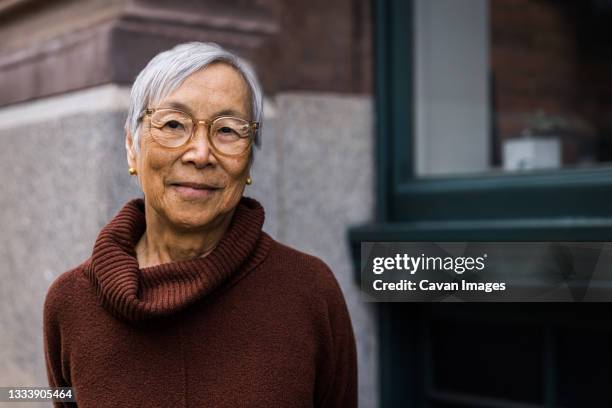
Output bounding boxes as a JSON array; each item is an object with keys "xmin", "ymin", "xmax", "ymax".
[{"xmin": 415, "ymin": 0, "xmax": 612, "ymax": 176}]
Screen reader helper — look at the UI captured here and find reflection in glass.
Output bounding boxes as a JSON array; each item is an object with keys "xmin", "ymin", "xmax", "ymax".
[
  {"xmin": 415, "ymin": 0, "xmax": 612, "ymax": 176},
  {"xmin": 492, "ymin": 0, "xmax": 612, "ymax": 172}
]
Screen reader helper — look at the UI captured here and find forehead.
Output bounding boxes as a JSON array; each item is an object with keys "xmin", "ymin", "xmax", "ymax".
[{"xmin": 158, "ymin": 62, "xmax": 251, "ymax": 117}]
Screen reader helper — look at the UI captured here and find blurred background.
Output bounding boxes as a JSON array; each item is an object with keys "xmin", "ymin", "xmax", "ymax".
[{"xmin": 2, "ymin": 0, "xmax": 612, "ymax": 407}]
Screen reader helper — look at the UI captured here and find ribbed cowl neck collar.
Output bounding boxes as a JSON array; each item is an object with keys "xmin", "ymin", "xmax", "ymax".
[{"xmin": 85, "ymin": 197, "xmax": 269, "ymax": 322}]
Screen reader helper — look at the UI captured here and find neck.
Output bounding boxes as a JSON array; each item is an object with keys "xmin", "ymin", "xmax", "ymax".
[{"xmin": 136, "ymin": 205, "xmax": 235, "ymax": 268}]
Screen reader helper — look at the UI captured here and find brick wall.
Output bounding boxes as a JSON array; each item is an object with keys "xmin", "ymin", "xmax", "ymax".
[{"xmin": 253, "ymin": 0, "xmax": 372, "ymax": 94}]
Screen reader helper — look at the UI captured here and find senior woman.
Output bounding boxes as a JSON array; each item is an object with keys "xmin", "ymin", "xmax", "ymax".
[{"xmin": 43, "ymin": 42, "xmax": 357, "ymax": 407}]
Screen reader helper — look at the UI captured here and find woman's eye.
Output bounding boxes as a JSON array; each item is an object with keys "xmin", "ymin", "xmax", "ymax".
[
  {"xmin": 216, "ymin": 127, "xmax": 240, "ymax": 139},
  {"xmin": 164, "ymin": 120, "xmax": 183, "ymax": 130}
]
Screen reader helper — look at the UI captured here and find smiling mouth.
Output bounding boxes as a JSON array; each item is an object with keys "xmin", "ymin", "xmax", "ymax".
[
  {"xmin": 171, "ymin": 181, "xmax": 221, "ymax": 189},
  {"xmin": 170, "ymin": 182, "xmax": 222, "ymax": 199}
]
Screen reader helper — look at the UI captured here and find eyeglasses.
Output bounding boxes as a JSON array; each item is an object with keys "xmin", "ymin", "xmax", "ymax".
[{"xmin": 139, "ymin": 108, "xmax": 258, "ymax": 156}]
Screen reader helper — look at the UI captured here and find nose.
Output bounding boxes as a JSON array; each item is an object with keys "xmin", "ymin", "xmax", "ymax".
[{"xmin": 181, "ymin": 121, "xmax": 215, "ymax": 168}]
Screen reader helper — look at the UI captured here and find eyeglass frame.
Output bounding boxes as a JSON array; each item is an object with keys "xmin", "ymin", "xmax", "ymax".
[{"xmin": 138, "ymin": 107, "xmax": 259, "ymax": 156}]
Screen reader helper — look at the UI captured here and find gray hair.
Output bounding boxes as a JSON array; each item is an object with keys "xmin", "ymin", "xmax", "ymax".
[{"xmin": 125, "ymin": 42, "xmax": 263, "ymax": 154}]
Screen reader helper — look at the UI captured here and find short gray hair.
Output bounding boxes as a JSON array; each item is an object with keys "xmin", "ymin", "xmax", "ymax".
[{"xmin": 125, "ymin": 42, "xmax": 263, "ymax": 154}]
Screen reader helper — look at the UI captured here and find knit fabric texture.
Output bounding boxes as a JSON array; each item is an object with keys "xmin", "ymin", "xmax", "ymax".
[{"xmin": 44, "ymin": 197, "xmax": 357, "ymax": 407}]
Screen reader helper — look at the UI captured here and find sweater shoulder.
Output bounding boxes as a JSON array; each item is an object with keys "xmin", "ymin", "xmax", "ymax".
[
  {"xmin": 44, "ymin": 261, "xmax": 89, "ymax": 322},
  {"xmin": 264, "ymin": 237, "xmax": 346, "ymax": 303},
  {"xmin": 267, "ymin": 238, "xmax": 331, "ymax": 275}
]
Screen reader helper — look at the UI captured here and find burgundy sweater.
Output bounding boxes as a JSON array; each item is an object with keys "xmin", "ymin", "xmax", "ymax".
[{"xmin": 43, "ymin": 197, "xmax": 357, "ymax": 407}]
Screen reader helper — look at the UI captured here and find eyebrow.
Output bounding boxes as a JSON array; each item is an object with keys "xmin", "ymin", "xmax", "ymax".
[{"xmin": 163, "ymin": 101, "xmax": 249, "ymax": 120}]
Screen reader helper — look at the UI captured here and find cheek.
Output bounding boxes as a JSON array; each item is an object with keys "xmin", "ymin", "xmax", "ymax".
[
  {"xmin": 137, "ymin": 146, "xmax": 174, "ymax": 199},
  {"xmin": 219, "ymin": 157, "xmax": 250, "ymax": 206},
  {"xmin": 224, "ymin": 156, "xmax": 250, "ymax": 178},
  {"xmin": 139, "ymin": 133, "xmax": 169, "ymax": 171},
  {"xmin": 142, "ymin": 148, "xmax": 168, "ymax": 172}
]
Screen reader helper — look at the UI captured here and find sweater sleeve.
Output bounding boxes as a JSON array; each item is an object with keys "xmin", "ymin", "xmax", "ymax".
[
  {"xmin": 314, "ymin": 262, "xmax": 358, "ymax": 408},
  {"xmin": 43, "ymin": 272, "xmax": 74, "ymax": 407}
]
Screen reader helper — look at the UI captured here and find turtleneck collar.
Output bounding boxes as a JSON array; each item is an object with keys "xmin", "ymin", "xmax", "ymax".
[{"xmin": 85, "ymin": 196, "xmax": 270, "ymax": 322}]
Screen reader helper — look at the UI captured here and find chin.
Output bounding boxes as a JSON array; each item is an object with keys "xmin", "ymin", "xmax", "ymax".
[
  {"xmin": 161, "ymin": 200, "xmax": 214, "ymax": 229},
  {"xmin": 159, "ymin": 193, "xmax": 234, "ymax": 230},
  {"xmin": 168, "ymin": 211, "xmax": 216, "ymax": 230}
]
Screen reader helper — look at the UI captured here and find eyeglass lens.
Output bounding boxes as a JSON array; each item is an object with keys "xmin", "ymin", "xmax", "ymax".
[{"xmin": 149, "ymin": 109, "xmax": 252, "ymax": 155}]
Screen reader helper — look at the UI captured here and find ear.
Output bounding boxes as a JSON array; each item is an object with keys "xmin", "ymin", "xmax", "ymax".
[{"xmin": 125, "ymin": 130, "xmax": 137, "ymax": 170}]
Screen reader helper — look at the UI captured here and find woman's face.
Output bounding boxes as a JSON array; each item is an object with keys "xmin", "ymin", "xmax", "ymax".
[{"xmin": 127, "ymin": 62, "xmax": 252, "ymax": 231}]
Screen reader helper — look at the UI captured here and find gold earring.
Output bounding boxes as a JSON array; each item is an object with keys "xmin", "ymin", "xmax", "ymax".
[
  {"xmin": 128, "ymin": 167, "xmax": 137, "ymax": 175},
  {"xmin": 246, "ymin": 177, "xmax": 252, "ymax": 185}
]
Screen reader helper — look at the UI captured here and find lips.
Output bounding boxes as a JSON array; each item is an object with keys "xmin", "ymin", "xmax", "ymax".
[
  {"xmin": 170, "ymin": 181, "xmax": 221, "ymax": 190},
  {"xmin": 169, "ymin": 181, "xmax": 222, "ymax": 199}
]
